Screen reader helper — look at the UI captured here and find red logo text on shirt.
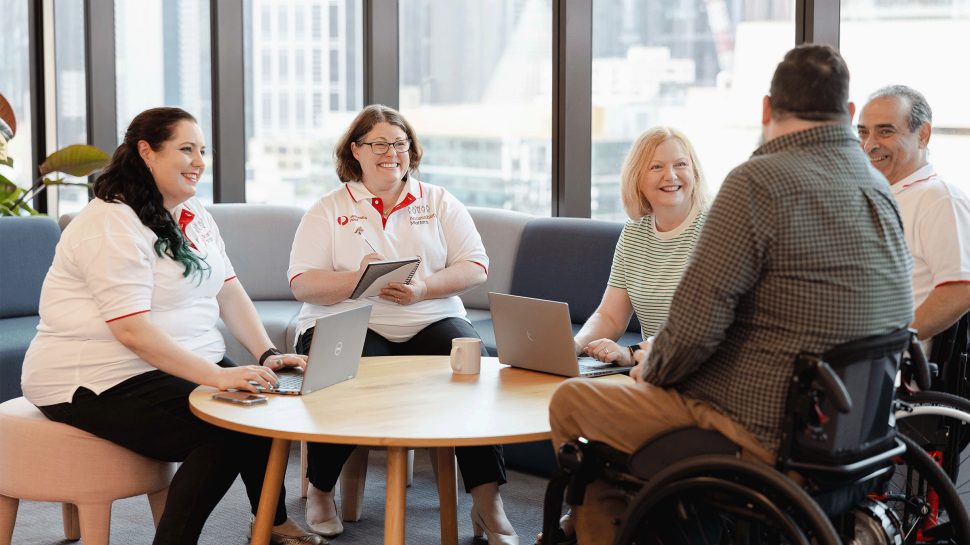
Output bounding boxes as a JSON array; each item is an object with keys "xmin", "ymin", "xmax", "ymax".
[{"xmin": 337, "ymin": 215, "xmax": 368, "ymax": 226}]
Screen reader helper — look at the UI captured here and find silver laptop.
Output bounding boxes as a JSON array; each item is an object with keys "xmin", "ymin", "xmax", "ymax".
[
  {"xmin": 488, "ymin": 292, "xmax": 634, "ymax": 378},
  {"xmin": 259, "ymin": 305, "xmax": 371, "ymax": 395}
]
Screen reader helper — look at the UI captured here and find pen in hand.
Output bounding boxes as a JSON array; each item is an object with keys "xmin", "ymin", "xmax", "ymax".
[{"xmin": 353, "ymin": 226, "xmax": 379, "ymax": 254}]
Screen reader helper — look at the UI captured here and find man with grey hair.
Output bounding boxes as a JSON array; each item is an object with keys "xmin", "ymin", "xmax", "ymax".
[{"xmin": 858, "ymin": 85, "xmax": 970, "ymax": 341}]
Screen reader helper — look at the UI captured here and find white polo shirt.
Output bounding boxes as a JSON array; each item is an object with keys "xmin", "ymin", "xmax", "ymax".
[
  {"xmin": 891, "ymin": 164, "xmax": 970, "ymax": 309},
  {"xmin": 288, "ymin": 177, "xmax": 488, "ymax": 342},
  {"xmin": 22, "ymin": 197, "xmax": 236, "ymax": 406}
]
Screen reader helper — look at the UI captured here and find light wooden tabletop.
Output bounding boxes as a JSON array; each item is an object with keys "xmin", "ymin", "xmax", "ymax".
[{"xmin": 189, "ymin": 356, "xmax": 587, "ymax": 447}]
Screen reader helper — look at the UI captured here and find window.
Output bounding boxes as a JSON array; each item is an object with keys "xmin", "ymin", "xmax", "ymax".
[
  {"xmin": 53, "ymin": 0, "xmax": 90, "ymax": 215},
  {"xmin": 115, "ymin": 0, "xmax": 214, "ymax": 202},
  {"xmin": 840, "ymin": 0, "xmax": 970, "ymax": 195},
  {"xmin": 329, "ymin": 49, "xmax": 339, "ymax": 83},
  {"xmin": 294, "ymin": 5, "xmax": 306, "ymax": 39},
  {"xmin": 329, "ymin": 3, "xmax": 340, "ymax": 39},
  {"xmin": 295, "ymin": 50, "xmax": 305, "ymax": 83},
  {"xmin": 279, "ymin": 50, "xmax": 289, "ymax": 82},
  {"xmin": 277, "ymin": 5, "xmax": 288, "ymax": 37},
  {"xmin": 590, "ymin": 0, "xmax": 794, "ymax": 220},
  {"xmin": 0, "ymin": 0, "xmax": 34, "ymax": 200},
  {"xmin": 399, "ymin": 0, "xmax": 553, "ymax": 215},
  {"xmin": 312, "ymin": 49, "xmax": 323, "ymax": 84},
  {"xmin": 312, "ymin": 4, "xmax": 322, "ymax": 40},
  {"xmin": 245, "ymin": 0, "xmax": 363, "ymax": 206}
]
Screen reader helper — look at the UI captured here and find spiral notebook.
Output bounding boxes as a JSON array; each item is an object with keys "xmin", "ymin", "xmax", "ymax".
[{"xmin": 350, "ymin": 257, "xmax": 421, "ymax": 299}]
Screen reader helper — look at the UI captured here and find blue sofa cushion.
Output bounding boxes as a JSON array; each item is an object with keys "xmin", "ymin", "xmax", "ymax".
[
  {"xmin": 509, "ymin": 217, "xmax": 641, "ymax": 334},
  {"xmin": 0, "ymin": 216, "xmax": 59, "ymax": 318},
  {"xmin": 0, "ymin": 315, "xmax": 40, "ymax": 402}
]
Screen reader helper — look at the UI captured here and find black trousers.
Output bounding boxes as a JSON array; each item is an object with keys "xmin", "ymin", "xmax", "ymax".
[
  {"xmin": 299, "ymin": 316, "xmax": 507, "ymax": 493},
  {"xmin": 38, "ymin": 365, "xmax": 288, "ymax": 545}
]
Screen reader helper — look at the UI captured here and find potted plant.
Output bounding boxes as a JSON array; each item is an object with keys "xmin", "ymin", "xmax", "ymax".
[{"xmin": 0, "ymin": 93, "xmax": 110, "ymax": 216}]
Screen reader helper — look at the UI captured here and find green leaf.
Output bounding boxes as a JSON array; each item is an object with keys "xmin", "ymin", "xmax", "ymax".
[{"xmin": 39, "ymin": 144, "xmax": 111, "ymax": 177}]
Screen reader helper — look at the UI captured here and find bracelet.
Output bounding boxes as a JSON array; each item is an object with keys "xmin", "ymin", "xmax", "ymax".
[
  {"xmin": 628, "ymin": 344, "xmax": 641, "ymax": 358},
  {"xmin": 258, "ymin": 347, "xmax": 282, "ymax": 366}
]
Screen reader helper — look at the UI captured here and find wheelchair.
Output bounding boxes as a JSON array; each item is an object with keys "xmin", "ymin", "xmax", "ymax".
[
  {"xmin": 894, "ymin": 311, "xmax": 970, "ymax": 517},
  {"xmin": 541, "ymin": 328, "xmax": 970, "ymax": 545}
]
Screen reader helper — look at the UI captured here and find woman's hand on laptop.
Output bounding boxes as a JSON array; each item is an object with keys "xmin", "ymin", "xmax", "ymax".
[
  {"xmin": 262, "ymin": 353, "xmax": 308, "ymax": 372},
  {"xmin": 214, "ymin": 365, "xmax": 279, "ymax": 393},
  {"xmin": 584, "ymin": 339, "xmax": 632, "ymax": 366}
]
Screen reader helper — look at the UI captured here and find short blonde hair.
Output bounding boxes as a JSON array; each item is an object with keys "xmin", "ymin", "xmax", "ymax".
[{"xmin": 620, "ymin": 127, "xmax": 711, "ymax": 221}]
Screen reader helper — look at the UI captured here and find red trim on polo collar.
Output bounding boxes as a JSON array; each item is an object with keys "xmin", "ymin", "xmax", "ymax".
[
  {"xmin": 372, "ymin": 193, "xmax": 417, "ymax": 228},
  {"xmin": 902, "ymin": 173, "xmax": 937, "ymax": 190}
]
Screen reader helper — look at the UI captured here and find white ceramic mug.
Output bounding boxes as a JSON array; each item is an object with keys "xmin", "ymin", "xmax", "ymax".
[{"xmin": 450, "ymin": 337, "xmax": 482, "ymax": 375}]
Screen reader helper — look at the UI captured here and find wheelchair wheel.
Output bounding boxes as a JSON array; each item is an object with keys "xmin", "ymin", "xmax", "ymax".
[
  {"xmin": 896, "ymin": 390, "xmax": 970, "ymax": 488},
  {"xmin": 879, "ymin": 433, "xmax": 970, "ymax": 545},
  {"xmin": 612, "ymin": 455, "xmax": 840, "ymax": 545}
]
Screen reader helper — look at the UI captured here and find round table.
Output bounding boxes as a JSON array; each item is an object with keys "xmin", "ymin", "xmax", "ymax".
[{"xmin": 190, "ymin": 355, "xmax": 607, "ymax": 544}]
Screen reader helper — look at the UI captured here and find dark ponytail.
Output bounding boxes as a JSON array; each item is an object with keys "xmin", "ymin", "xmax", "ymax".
[{"xmin": 93, "ymin": 107, "xmax": 208, "ymax": 279}]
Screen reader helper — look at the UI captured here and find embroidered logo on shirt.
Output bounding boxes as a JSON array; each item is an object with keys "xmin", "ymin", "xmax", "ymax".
[
  {"xmin": 177, "ymin": 207, "xmax": 215, "ymax": 250},
  {"xmin": 178, "ymin": 208, "xmax": 199, "ymax": 250},
  {"xmin": 337, "ymin": 215, "xmax": 368, "ymax": 226},
  {"xmin": 407, "ymin": 204, "xmax": 435, "ymax": 225}
]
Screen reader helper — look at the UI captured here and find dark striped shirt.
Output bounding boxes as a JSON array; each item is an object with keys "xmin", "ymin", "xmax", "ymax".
[{"xmin": 643, "ymin": 124, "xmax": 914, "ymax": 453}]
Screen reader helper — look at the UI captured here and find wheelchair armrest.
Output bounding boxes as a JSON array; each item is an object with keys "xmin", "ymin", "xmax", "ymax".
[
  {"xmin": 628, "ymin": 427, "xmax": 740, "ymax": 480},
  {"xmin": 909, "ymin": 329, "xmax": 933, "ymax": 390}
]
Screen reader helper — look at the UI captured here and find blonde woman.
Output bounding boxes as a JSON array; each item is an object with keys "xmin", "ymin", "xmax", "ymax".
[{"xmin": 575, "ymin": 127, "xmax": 712, "ymax": 367}]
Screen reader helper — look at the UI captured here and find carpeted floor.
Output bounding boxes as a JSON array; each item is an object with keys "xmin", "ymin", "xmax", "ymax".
[
  {"xmin": 10, "ymin": 445, "xmax": 548, "ymax": 544},
  {"xmin": 11, "ymin": 442, "xmax": 970, "ymax": 544}
]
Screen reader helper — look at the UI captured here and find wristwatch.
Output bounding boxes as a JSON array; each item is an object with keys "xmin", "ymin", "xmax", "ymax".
[
  {"xmin": 628, "ymin": 344, "xmax": 641, "ymax": 358},
  {"xmin": 259, "ymin": 347, "xmax": 282, "ymax": 366}
]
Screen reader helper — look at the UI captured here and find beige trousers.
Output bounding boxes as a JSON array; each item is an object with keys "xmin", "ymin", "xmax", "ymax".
[{"xmin": 548, "ymin": 378, "xmax": 775, "ymax": 544}]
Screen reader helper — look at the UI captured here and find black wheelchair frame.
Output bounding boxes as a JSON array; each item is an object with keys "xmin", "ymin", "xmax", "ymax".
[
  {"xmin": 897, "ymin": 311, "xmax": 970, "ymax": 482},
  {"xmin": 541, "ymin": 328, "xmax": 970, "ymax": 545}
]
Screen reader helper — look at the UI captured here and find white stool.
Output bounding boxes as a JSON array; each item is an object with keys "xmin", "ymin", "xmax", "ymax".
[{"xmin": 0, "ymin": 397, "xmax": 175, "ymax": 545}]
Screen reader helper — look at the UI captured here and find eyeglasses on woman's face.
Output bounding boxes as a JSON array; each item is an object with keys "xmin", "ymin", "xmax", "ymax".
[{"xmin": 357, "ymin": 139, "xmax": 411, "ymax": 155}]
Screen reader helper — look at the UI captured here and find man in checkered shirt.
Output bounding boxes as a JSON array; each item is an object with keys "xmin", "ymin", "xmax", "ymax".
[{"xmin": 548, "ymin": 44, "xmax": 913, "ymax": 543}]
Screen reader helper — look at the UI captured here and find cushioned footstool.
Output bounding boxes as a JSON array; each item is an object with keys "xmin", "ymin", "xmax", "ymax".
[{"xmin": 0, "ymin": 397, "xmax": 175, "ymax": 545}]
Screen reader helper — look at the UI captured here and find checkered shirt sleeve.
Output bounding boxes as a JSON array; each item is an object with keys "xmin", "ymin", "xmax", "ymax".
[{"xmin": 642, "ymin": 124, "xmax": 914, "ymax": 452}]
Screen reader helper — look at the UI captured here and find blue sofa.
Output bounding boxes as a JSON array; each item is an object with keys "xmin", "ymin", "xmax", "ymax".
[
  {"xmin": 2, "ymin": 206, "xmax": 643, "ymax": 476},
  {"xmin": 0, "ymin": 217, "xmax": 60, "ymax": 403}
]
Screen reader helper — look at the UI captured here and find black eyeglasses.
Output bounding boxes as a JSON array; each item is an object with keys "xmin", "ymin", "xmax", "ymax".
[{"xmin": 357, "ymin": 139, "xmax": 411, "ymax": 155}]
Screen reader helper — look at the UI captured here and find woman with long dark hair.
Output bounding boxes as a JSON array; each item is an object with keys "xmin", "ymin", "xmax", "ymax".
[{"xmin": 21, "ymin": 107, "xmax": 322, "ymax": 545}]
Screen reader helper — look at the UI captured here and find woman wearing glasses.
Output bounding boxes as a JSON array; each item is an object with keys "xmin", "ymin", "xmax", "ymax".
[{"xmin": 288, "ymin": 105, "xmax": 516, "ymax": 544}]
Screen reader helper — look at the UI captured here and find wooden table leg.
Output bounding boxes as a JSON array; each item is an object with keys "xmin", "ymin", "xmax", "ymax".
[
  {"xmin": 251, "ymin": 438, "xmax": 290, "ymax": 545},
  {"xmin": 384, "ymin": 447, "xmax": 408, "ymax": 545},
  {"xmin": 433, "ymin": 447, "xmax": 458, "ymax": 545}
]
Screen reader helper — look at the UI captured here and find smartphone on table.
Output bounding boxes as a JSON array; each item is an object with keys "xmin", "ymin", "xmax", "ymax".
[{"xmin": 211, "ymin": 391, "xmax": 268, "ymax": 406}]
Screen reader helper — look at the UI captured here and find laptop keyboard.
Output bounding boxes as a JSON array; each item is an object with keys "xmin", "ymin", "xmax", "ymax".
[
  {"xmin": 251, "ymin": 372, "xmax": 303, "ymax": 392},
  {"xmin": 578, "ymin": 357, "xmax": 632, "ymax": 377},
  {"xmin": 275, "ymin": 373, "xmax": 304, "ymax": 391}
]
